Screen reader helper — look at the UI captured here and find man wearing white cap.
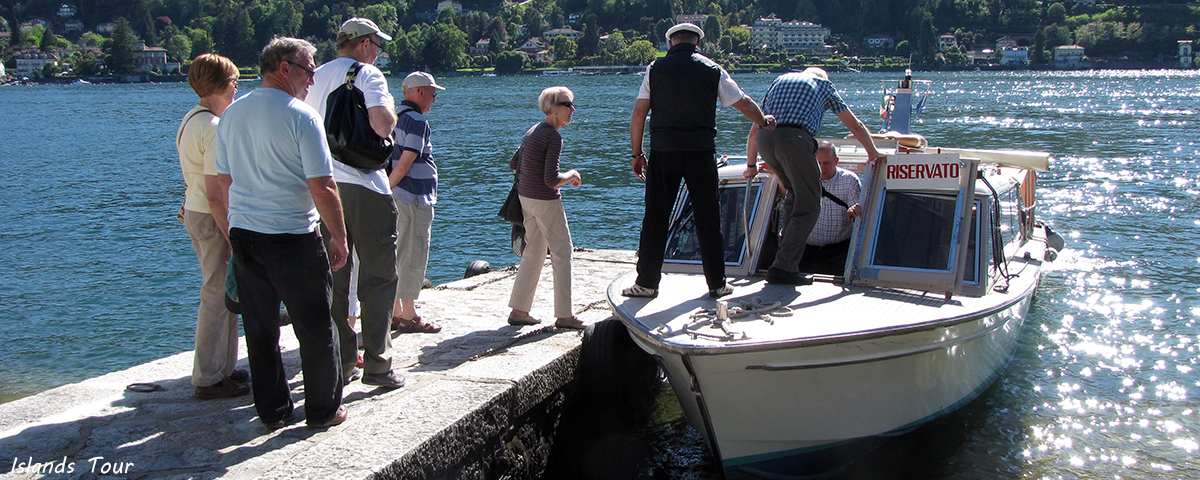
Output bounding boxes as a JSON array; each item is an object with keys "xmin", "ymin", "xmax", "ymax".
[
  {"xmin": 303, "ymin": 17, "xmax": 405, "ymax": 389},
  {"xmin": 387, "ymin": 71, "xmax": 444, "ymax": 335},
  {"xmin": 624, "ymin": 22, "xmax": 775, "ymax": 300}
]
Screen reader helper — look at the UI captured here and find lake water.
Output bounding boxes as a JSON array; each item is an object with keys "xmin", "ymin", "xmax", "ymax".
[{"xmin": 1, "ymin": 70, "xmax": 1198, "ymax": 478}]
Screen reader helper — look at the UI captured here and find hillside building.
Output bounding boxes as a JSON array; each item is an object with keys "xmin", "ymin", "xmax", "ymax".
[
  {"xmin": 1053, "ymin": 45, "xmax": 1085, "ymax": 68},
  {"xmin": 1000, "ymin": 46, "xmax": 1029, "ymax": 66},
  {"xmin": 15, "ymin": 51, "xmax": 58, "ymax": 77},
  {"xmin": 751, "ymin": 17, "xmax": 829, "ymax": 53},
  {"xmin": 1180, "ymin": 40, "xmax": 1194, "ymax": 68},
  {"xmin": 938, "ymin": 34, "xmax": 957, "ymax": 52}
]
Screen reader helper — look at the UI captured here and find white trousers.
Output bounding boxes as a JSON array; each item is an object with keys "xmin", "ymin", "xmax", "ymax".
[{"xmin": 509, "ymin": 196, "xmax": 574, "ymax": 319}]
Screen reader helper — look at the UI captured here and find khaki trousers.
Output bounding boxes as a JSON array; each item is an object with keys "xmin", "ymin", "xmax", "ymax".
[
  {"xmin": 183, "ymin": 209, "xmax": 240, "ymax": 387},
  {"xmin": 509, "ymin": 196, "xmax": 574, "ymax": 319},
  {"xmin": 394, "ymin": 200, "xmax": 434, "ymax": 300}
]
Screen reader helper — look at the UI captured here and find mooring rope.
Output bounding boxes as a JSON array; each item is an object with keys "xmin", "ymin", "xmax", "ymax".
[{"xmin": 654, "ymin": 297, "xmax": 792, "ymax": 341}]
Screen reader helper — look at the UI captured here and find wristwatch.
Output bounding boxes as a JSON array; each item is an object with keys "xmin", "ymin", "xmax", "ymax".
[{"xmin": 632, "ymin": 152, "xmax": 646, "ymax": 159}]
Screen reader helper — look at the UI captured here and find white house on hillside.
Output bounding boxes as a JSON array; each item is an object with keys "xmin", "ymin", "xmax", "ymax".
[
  {"xmin": 938, "ymin": 34, "xmax": 957, "ymax": 52},
  {"xmin": 751, "ymin": 17, "xmax": 829, "ymax": 53},
  {"xmin": 1180, "ymin": 40, "xmax": 1194, "ymax": 68},
  {"xmin": 1053, "ymin": 45, "xmax": 1085, "ymax": 68},
  {"xmin": 1000, "ymin": 46, "xmax": 1029, "ymax": 66},
  {"xmin": 543, "ymin": 28, "xmax": 581, "ymax": 42},
  {"xmin": 15, "ymin": 51, "xmax": 58, "ymax": 77}
]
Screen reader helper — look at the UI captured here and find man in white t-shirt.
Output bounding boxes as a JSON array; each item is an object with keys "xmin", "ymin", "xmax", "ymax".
[{"xmin": 303, "ymin": 17, "xmax": 405, "ymax": 389}]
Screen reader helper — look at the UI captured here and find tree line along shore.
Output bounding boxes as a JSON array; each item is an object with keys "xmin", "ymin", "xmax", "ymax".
[{"xmin": 3, "ymin": 0, "xmax": 1197, "ymax": 80}]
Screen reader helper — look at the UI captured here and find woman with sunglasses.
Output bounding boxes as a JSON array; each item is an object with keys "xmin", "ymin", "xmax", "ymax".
[
  {"xmin": 175, "ymin": 53, "xmax": 249, "ymax": 399},
  {"xmin": 507, "ymin": 86, "xmax": 585, "ymax": 330}
]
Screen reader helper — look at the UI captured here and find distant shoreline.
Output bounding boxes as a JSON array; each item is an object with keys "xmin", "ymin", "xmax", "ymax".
[{"xmin": 11, "ymin": 61, "xmax": 1193, "ymax": 86}]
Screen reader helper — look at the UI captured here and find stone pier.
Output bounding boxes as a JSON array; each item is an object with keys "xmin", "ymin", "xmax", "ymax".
[{"xmin": 0, "ymin": 249, "xmax": 637, "ymax": 480}]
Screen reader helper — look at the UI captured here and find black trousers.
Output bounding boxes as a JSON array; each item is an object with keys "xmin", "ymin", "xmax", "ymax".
[
  {"xmin": 635, "ymin": 150, "xmax": 725, "ymax": 291},
  {"xmin": 797, "ymin": 239, "xmax": 852, "ymax": 276},
  {"xmin": 230, "ymin": 228, "xmax": 343, "ymax": 426}
]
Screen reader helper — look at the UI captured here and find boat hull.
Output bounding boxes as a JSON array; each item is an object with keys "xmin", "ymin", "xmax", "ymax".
[{"xmin": 616, "ymin": 274, "xmax": 1037, "ymax": 476}]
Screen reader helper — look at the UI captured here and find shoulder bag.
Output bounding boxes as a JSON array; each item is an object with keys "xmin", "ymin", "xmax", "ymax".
[
  {"xmin": 325, "ymin": 62, "xmax": 393, "ymax": 170},
  {"xmin": 497, "ymin": 145, "xmax": 524, "ymax": 224}
]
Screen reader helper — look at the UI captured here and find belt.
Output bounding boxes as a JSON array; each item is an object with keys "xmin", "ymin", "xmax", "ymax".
[{"xmin": 776, "ymin": 124, "xmax": 813, "ymax": 135}]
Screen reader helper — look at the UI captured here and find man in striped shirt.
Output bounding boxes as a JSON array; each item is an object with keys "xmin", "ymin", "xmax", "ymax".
[{"xmin": 745, "ymin": 68, "xmax": 882, "ymax": 286}]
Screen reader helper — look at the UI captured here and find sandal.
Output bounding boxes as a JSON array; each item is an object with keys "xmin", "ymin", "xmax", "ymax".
[
  {"xmin": 555, "ymin": 316, "xmax": 584, "ymax": 330},
  {"xmin": 391, "ymin": 315, "xmax": 442, "ymax": 333},
  {"xmin": 508, "ymin": 311, "xmax": 542, "ymax": 326}
]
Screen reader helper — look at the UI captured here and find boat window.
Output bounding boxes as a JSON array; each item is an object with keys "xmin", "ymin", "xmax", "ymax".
[
  {"xmin": 963, "ymin": 201, "xmax": 980, "ymax": 285},
  {"xmin": 871, "ymin": 191, "xmax": 959, "ymax": 271},
  {"xmin": 665, "ymin": 183, "xmax": 761, "ymax": 266},
  {"xmin": 998, "ymin": 186, "xmax": 1022, "ymax": 248}
]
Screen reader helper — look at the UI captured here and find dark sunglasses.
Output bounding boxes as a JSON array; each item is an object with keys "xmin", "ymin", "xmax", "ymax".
[
  {"xmin": 286, "ymin": 60, "xmax": 315, "ymax": 78},
  {"xmin": 557, "ymin": 101, "xmax": 575, "ymax": 108}
]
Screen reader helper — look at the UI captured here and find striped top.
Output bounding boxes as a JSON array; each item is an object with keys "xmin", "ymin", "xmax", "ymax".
[
  {"xmin": 512, "ymin": 122, "xmax": 566, "ymax": 201},
  {"xmin": 391, "ymin": 100, "xmax": 438, "ymax": 206}
]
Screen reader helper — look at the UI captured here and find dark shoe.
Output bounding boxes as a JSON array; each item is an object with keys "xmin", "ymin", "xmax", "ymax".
[
  {"xmin": 392, "ymin": 315, "xmax": 443, "ymax": 333},
  {"xmin": 362, "ymin": 371, "xmax": 406, "ymax": 389},
  {"xmin": 709, "ymin": 283, "xmax": 734, "ymax": 298},
  {"xmin": 508, "ymin": 311, "xmax": 541, "ymax": 326},
  {"xmin": 308, "ymin": 405, "xmax": 348, "ymax": 428},
  {"xmin": 343, "ymin": 367, "xmax": 362, "ymax": 384},
  {"xmin": 621, "ymin": 283, "xmax": 658, "ymax": 298},
  {"xmin": 229, "ymin": 369, "xmax": 250, "ymax": 384},
  {"xmin": 765, "ymin": 267, "xmax": 813, "ymax": 286},
  {"xmin": 194, "ymin": 378, "xmax": 250, "ymax": 399},
  {"xmin": 555, "ymin": 316, "xmax": 585, "ymax": 330},
  {"xmin": 264, "ymin": 410, "xmax": 296, "ymax": 430}
]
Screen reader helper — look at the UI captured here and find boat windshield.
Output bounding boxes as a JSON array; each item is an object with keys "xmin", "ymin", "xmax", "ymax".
[
  {"xmin": 871, "ymin": 191, "xmax": 958, "ymax": 271},
  {"xmin": 665, "ymin": 183, "xmax": 761, "ymax": 266}
]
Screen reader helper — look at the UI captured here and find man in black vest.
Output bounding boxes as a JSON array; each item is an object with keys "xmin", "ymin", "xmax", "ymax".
[{"xmin": 624, "ymin": 22, "xmax": 776, "ymax": 299}]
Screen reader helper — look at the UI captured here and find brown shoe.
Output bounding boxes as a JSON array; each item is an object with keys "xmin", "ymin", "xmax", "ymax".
[
  {"xmin": 391, "ymin": 315, "xmax": 442, "ymax": 333},
  {"xmin": 229, "ymin": 369, "xmax": 250, "ymax": 384},
  {"xmin": 508, "ymin": 311, "xmax": 541, "ymax": 326},
  {"xmin": 555, "ymin": 316, "xmax": 585, "ymax": 330},
  {"xmin": 194, "ymin": 378, "xmax": 250, "ymax": 399},
  {"xmin": 308, "ymin": 405, "xmax": 348, "ymax": 428}
]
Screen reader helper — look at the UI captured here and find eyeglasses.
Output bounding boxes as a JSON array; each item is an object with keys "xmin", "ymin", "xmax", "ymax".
[
  {"xmin": 557, "ymin": 101, "xmax": 575, "ymax": 109},
  {"xmin": 286, "ymin": 60, "xmax": 315, "ymax": 79},
  {"xmin": 368, "ymin": 38, "xmax": 384, "ymax": 50}
]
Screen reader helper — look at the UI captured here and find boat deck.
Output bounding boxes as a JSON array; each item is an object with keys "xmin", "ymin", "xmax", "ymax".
[{"xmin": 608, "ymin": 250, "xmax": 1044, "ymax": 353}]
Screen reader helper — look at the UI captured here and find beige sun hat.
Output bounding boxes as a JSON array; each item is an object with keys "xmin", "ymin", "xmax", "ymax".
[{"xmin": 336, "ymin": 17, "xmax": 392, "ymax": 45}]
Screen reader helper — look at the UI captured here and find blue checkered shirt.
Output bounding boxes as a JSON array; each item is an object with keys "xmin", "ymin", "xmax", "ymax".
[{"xmin": 760, "ymin": 72, "xmax": 849, "ymax": 136}]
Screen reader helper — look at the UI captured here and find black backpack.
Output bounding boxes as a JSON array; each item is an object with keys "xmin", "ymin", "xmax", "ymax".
[{"xmin": 324, "ymin": 62, "xmax": 393, "ymax": 170}]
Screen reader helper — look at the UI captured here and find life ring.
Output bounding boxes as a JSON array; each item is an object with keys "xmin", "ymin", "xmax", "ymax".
[{"xmin": 872, "ymin": 131, "xmax": 928, "ymax": 149}]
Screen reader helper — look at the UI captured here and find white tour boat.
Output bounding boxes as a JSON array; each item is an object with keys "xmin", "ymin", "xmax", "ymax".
[{"xmin": 605, "ymin": 71, "xmax": 1064, "ymax": 477}]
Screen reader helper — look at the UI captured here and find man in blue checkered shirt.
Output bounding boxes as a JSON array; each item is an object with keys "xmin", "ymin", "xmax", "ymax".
[{"xmin": 744, "ymin": 68, "xmax": 883, "ymax": 286}]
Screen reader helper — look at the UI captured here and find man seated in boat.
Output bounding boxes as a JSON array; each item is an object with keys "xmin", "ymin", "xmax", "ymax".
[{"xmin": 797, "ymin": 141, "xmax": 861, "ymax": 275}]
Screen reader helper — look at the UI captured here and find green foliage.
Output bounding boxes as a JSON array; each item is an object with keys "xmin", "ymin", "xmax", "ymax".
[
  {"xmin": 40, "ymin": 30, "xmax": 58, "ymax": 53},
  {"xmin": 703, "ymin": 15, "xmax": 722, "ymax": 41},
  {"xmin": 107, "ymin": 18, "xmax": 138, "ymax": 74},
  {"xmin": 75, "ymin": 54, "xmax": 100, "ymax": 76},
  {"xmin": 1047, "ymin": 3, "xmax": 1067, "ymax": 26},
  {"xmin": 625, "ymin": 39, "xmax": 656, "ymax": 65},
  {"xmin": 165, "ymin": 34, "xmax": 192, "ymax": 61},
  {"xmin": 553, "ymin": 36, "xmax": 577, "ymax": 61},
  {"xmin": 493, "ymin": 50, "xmax": 525, "ymax": 74}
]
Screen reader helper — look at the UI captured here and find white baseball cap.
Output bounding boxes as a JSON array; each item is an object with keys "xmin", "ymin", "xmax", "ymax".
[
  {"xmin": 337, "ymin": 17, "xmax": 392, "ymax": 44},
  {"xmin": 401, "ymin": 71, "xmax": 445, "ymax": 91},
  {"xmin": 665, "ymin": 22, "xmax": 705, "ymax": 42}
]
